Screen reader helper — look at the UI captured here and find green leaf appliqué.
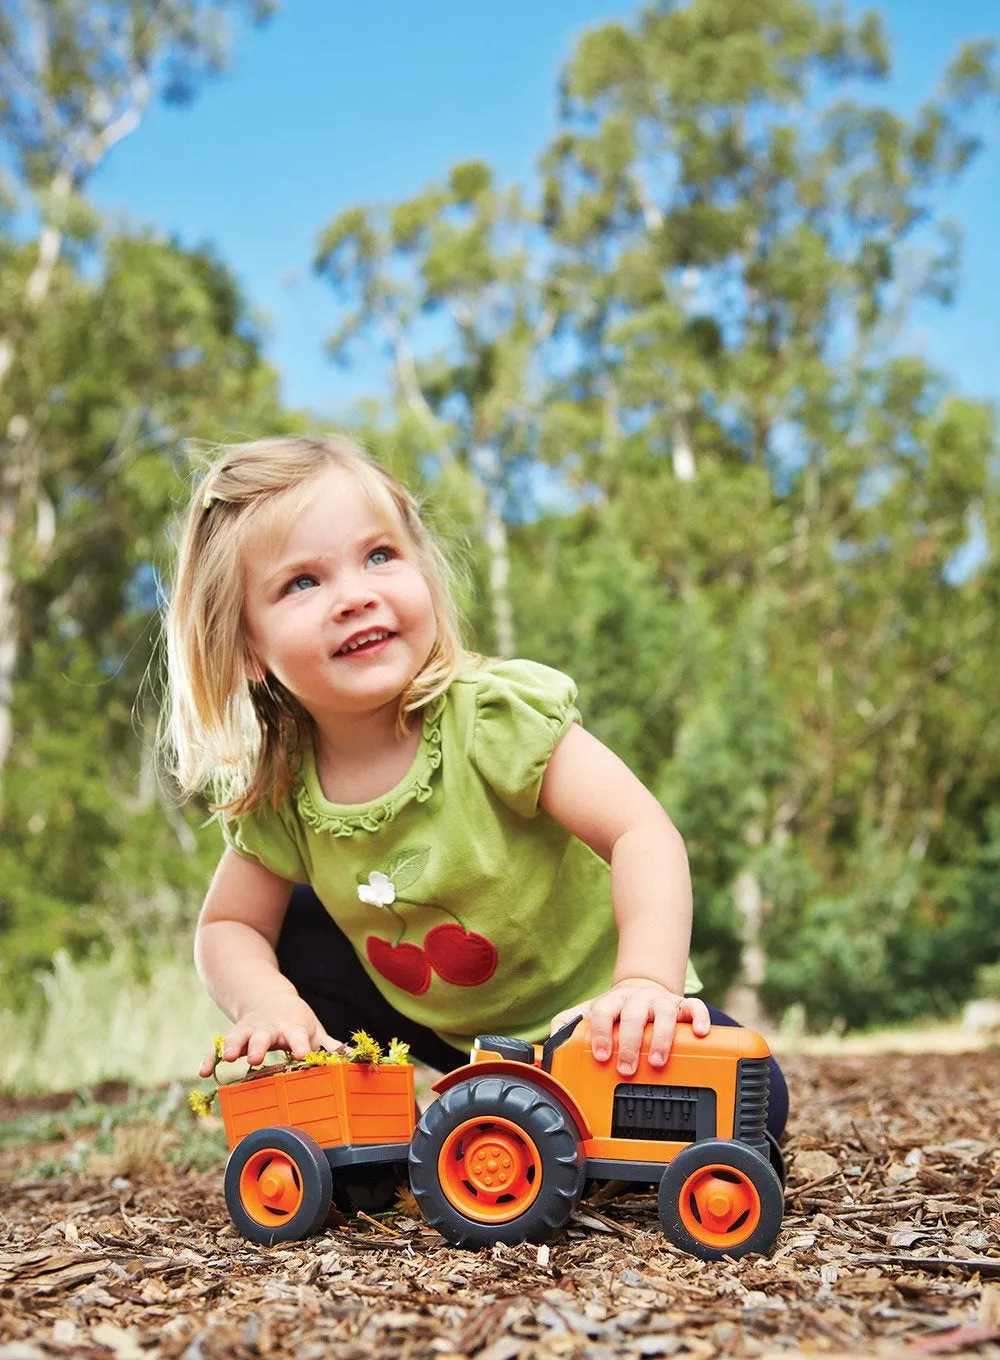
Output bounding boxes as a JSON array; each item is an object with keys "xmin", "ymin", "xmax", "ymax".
[
  {"xmin": 355, "ymin": 846, "xmax": 430, "ymax": 893},
  {"xmin": 384, "ymin": 846, "xmax": 430, "ymax": 892}
]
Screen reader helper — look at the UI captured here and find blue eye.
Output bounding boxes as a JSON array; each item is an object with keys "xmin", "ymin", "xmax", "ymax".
[
  {"xmin": 367, "ymin": 545, "xmax": 396, "ymax": 567},
  {"xmin": 284, "ymin": 574, "xmax": 318, "ymax": 594}
]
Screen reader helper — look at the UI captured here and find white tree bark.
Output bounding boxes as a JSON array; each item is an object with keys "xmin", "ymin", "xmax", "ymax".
[
  {"xmin": 0, "ymin": 463, "xmax": 20, "ymax": 797},
  {"xmin": 724, "ymin": 818, "xmax": 767, "ymax": 1030},
  {"xmin": 672, "ymin": 270, "xmax": 699, "ymax": 482},
  {"xmin": 672, "ymin": 408, "xmax": 696, "ymax": 482},
  {"xmin": 383, "ymin": 306, "xmax": 516, "ymax": 658},
  {"xmin": 471, "ymin": 443, "xmax": 515, "ymax": 659}
]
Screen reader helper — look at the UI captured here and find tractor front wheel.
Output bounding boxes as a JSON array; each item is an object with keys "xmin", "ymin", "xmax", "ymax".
[{"xmin": 658, "ymin": 1139, "xmax": 783, "ymax": 1260}]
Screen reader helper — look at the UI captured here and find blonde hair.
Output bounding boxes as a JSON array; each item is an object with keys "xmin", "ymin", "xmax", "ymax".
[{"xmin": 161, "ymin": 434, "xmax": 466, "ymax": 816}]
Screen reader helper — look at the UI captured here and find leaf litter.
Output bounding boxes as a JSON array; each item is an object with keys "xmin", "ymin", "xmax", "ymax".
[{"xmin": 0, "ymin": 1051, "xmax": 998, "ymax": 1358}]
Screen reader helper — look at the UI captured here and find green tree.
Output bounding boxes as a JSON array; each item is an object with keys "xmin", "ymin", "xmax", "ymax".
[
  {"xmin": 0, "ymin": 0, "xmax": 274, "ymax": 793},
  {"xmin": 314, "ymin": 162, "xmax": 555, "ymax": 656},
  {"xmin": 534, "ymin": 0, "xmax": 1000, "ymax": 1023},
  {"xmin": 0, "ymin": 233, "xmax": 284, "ymax": 994}
]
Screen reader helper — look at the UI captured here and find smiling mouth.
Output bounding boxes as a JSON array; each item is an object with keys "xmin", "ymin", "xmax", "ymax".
[{"xmin": 334, "ymin": 629, "xmax": 396, "ymax": 657}]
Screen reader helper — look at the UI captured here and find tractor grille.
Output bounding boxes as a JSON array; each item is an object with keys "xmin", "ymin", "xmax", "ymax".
[
  {"xmin": 734, "ymin": 1057, "xmax": 769, "ymax": 1154},
  {"xmin": 611, "ymin": 1084, "xmax": 714, "ymax": 1142}
]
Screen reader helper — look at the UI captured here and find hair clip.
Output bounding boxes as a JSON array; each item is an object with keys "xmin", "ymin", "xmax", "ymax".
[{"xmin": 202, "ymin": 489, "xmax": 216, "ymax": 511}]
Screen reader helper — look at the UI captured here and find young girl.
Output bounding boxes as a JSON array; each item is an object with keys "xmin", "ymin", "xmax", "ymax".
[{"xmin": 164, "ymin": 435, "xmax": 787, "ymax": 1138}]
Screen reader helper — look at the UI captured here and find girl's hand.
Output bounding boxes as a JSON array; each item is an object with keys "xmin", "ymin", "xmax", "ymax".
[
  {"xmin": 199, "ymin": 993, "xmax": 344, "ymax": 1078},
  {"xmin": 550, "ymin": 978, "xmax": 711, "ymax": 1076}
]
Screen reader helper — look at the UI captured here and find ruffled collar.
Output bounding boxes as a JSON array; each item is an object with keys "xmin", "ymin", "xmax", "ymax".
[{"xmin": 294, "ymin": 695, "xmax": 445, "ymax": 837}]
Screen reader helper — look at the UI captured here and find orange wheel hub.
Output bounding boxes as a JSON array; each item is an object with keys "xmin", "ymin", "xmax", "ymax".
[
  {"xmin": 677, "ymin": 1164, "xmax": 761, "ymax": 1248},
  {"xmin": 239, "ymin": 1149, "xmax": 305, "ymax": 1226},
  {"xmin": 438, "ymin": 1117, "xmax": 542, "ymax": 1223}
]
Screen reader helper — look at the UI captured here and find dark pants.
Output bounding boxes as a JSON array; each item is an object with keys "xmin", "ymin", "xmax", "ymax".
[{"xmin": 277, "ymin": 884, "xmax": 789, "ymax": 1140}]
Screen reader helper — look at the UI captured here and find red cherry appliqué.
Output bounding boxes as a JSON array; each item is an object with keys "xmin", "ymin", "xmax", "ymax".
[
  {"xmin": 424, "ymin": 923, "xmax": 499, "ymax": 987},
  {"xmin": 366, "ymin": 937, "xmax": 431, "ymax": 995}
]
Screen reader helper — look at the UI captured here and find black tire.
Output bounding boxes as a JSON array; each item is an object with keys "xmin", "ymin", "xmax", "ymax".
[
  {"xmin": 765, "ymin": 1131, "xmax": 787, "ymax": 1189},
  {"xmin": 332, "ymin": 1163, "xmax": 405, "ymax": 1215},
  {"xmin": 409, "ymin": 1076, "xmax": 585, "ymax": 1249},
  {"xmin": 658, "ymin": 1139, "xmax": 783, "ymax": 1261},
  {"xmin": 224, "ymin": 1126, "xmax": 333, "ymax": 1245}
]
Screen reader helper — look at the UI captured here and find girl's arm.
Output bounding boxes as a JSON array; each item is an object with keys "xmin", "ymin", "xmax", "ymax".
[
  {"xmin": 195, "ymin": 848, "xmax": 341, "ymax": 1076},
  {"xmin": 538, "ymin": 723, "xmax": 711, "ymax": 1075}
]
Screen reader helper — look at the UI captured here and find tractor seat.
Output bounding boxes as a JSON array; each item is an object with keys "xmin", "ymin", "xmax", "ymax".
[{"xmin": 473, "ymin": 1034, "xmax": 536, "ymax": 1063}]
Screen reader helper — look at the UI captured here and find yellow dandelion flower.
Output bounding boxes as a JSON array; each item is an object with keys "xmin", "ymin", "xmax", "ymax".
[
  {"xmin": 212, "ymin": 1035, "xmax": 226, "ymax": 1061},
  {"xmin": 303, "ymin": 1049, "xmax": 344, "ymax": 1066},
  {"xmin": 349, "ymin": 1029, "xmax": 383, "ymax": 1065},
  {"xmin": 188, "ymin": 1089, "xmax": 214, "ymax": 1117},
  {"xmin": 386, "ymin": 1038, "xmax": 411, "ymax": 1066}
]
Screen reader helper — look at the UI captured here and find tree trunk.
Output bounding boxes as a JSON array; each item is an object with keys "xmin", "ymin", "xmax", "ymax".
[
  {"xmin": 0, "ymin": 467, "xmax": 19, "ymax": 800},
  {"xmin": 672, "ymin": 407, "xmax": 695, "ymax": 482},
  {"xmin": 471, "ymin": 444, "xmax": 515, "ymax": 658},
  {"xmin": 724, "ymin": 818, "xmax": 767, "ymax": 1030}
]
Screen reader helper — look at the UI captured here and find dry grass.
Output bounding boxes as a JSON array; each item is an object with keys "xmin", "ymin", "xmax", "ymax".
[{"xmin": 0, "ymin": 948, "xmax": 227, "ymax": 1094}]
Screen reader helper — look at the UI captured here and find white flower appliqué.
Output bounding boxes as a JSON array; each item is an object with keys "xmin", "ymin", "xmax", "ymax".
[{"xmin": 357, "ymin": 871, "xmax": 396, "ymax": 909}]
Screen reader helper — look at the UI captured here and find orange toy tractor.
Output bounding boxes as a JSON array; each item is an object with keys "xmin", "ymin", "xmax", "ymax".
[{"xmin": 219, "ymin": 1016, "xmax": 785, "ymax": 1261}]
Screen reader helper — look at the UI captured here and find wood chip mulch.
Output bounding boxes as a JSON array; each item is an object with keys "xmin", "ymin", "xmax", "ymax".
[{"xmin": 1, "ymin": 1051, "xmax": 998, "ymax": 1359}]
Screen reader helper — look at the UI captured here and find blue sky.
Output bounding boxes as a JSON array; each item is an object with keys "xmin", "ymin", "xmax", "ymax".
[{"xmin": 89, "ymin": 0, "xmax": 999, "ymax": 417}]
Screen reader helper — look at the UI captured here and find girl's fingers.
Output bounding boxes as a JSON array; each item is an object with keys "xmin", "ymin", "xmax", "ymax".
[
  {"xmin": 246, "ymin": 1026, "xmax": 276, "ymax": 1067},
  {"xmin": 222, "ymin": 1024, "xmax": 251, "ymax": 1063},
  {"xmin": 588, "ymin": 997, "xmax": 622, "ymax": 1063},
  {"xmin": 283, "ymin": 1025, "xmax": 311, "ymax": 1060},
  {"xmin": 680, "ymin": 997, "xmax": 712, "ymax": 1035},
  {"xmin": 201, "ymin": 1024, "xmax": 250, "ymax": 1077},
  {"xmin": 615, "ymin": 993, "xmax": 655, "ymax": 1074},
  {"xmin": 647, "ymin": 1000, "xmax": 681, "ymax": 1068}
]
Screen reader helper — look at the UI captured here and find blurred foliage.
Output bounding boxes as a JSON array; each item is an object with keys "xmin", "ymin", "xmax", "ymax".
[
  {"xmin": 2, "ymin": 0, "xmax": 1000, "ymax": 1042},
  {"xmin": 0, "ymin": 1081, "xmax": 229, "ymax": 1175},
  {"xmin": 0, "ymin": 231, "xmax": 285, "ymax": 1002}
]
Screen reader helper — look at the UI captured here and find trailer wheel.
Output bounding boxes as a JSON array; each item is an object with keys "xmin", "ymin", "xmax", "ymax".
[
  {"xmin": 409, "ymin": 1076, "xmax": 584, "ymax": 1249},
  {"xmin": 225, "ymin": 1126, "xmax": 333, "ymax": 1245},
  {"xmin": 658, "ymin": 1139, "xmax": 783, "ymax": 1260}
]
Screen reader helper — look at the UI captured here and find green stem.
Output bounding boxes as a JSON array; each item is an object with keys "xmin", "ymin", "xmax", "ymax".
[
  {"xmin": 385, "ymin": 902, "xmax": 407, "ymax": 946},
  {"xmin": 396, "ymin": 895, "xmax": 464, "ymax": 928}
]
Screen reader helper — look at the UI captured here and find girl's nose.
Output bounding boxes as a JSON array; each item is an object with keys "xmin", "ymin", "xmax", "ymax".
[{"xmin": 331, "ymin": 575, "xmax": 378, "ymax": 619}]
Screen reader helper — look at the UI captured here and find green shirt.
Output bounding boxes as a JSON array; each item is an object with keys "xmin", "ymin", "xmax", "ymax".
[{"xmin": 222, "ymin": 658, "xmax": 701, "ymax": 1052}]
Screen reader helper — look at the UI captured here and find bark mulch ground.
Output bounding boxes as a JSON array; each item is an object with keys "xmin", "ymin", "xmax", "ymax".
[{"xmin": 1, "ymin": 1051, "xmax": 998, "ymax": 1359}]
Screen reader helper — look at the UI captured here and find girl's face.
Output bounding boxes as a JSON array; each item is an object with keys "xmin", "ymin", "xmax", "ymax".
[{"xmin": 242, "ymin": 466, "xmax": 438, "ymax": 727}]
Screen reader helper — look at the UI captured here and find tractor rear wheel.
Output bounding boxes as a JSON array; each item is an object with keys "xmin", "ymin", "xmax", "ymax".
[{"xmin": 409, "ymin": 1076, "xmax": 584, "ymax": 1249}]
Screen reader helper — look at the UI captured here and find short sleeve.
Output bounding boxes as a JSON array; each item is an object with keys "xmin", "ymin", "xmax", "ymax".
[
  {"xmin": 219, "ymin": 798, "xmax": 309, "ymax": 882},
  {"xmin": 472, "ymin": 659, "xmax": 581, "ymax": 818}
]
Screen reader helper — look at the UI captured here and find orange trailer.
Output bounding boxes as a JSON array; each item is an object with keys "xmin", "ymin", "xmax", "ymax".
[{"xmin": 219, "ymin": 1059, "xmax": 415, "ymax": 1244}]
